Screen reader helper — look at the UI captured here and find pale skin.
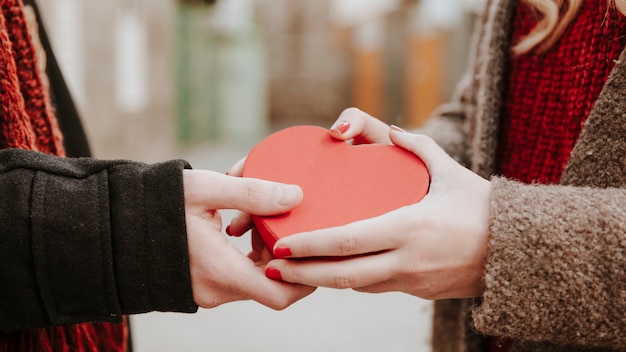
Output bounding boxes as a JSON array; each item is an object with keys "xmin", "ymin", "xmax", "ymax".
[
  {"xmin": 183, "ymin": 169, "xmax": 315, "ymax": 310},
  {"xmin": 230, "ymin": 108, "xmax": 492, "ymax": 300}
]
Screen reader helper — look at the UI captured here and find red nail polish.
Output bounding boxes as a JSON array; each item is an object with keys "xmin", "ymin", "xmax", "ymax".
[
  {"xmin": 273, "ymin": 246, "xmax": 292, "ymax": 258},
  {"xmin": 265, "ymin": 267, "xmax": 283, "ymax": 280},
  {"xmin": 330, "ymin": 121, "xmax": 350, "ymax": 135}
]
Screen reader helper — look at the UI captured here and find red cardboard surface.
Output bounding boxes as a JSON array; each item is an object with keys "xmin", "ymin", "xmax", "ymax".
[{"xmin": 242, "ymin": 125, "xmax": 430, "ymax": 252}]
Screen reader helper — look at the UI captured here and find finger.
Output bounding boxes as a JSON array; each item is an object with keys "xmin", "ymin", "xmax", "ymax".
[
  {"xmin": 195, "ymin": 237, "xmax": 315, "ymax": 310},
  {"xmin": 184, "ymin": 170, "xmax": 303, "ymax": 215},
  {"xmin": 329, "ymin": 107, "xmax": 391, "ymax": 144},
  {"xmin": 389, "ymin": 128, "xmax": 451, "ymax": 175},
  {"xmin": 274, "ymin": 211, "xmax": 406, "ymax": 258},
  {"xmin": 253, "ymin": 282, "xmax": 316, "ymax": 311},
  {"xmin": 246, "ymin": 249, "xmax": 269, "ymax": 265},
  {"xmin": 199, "ymin": 266, "xmax": 310, "ymax": 310},
  {"xmin": 230, "ymin": 261, "xmax": 315, "ymax": 310},
  {"xmin": 260, "ymin": 246, "xmax": 274, "ymax": 264},
  {"xmin": 248, "ymin": 244, "xmax": 273, "ymax": 264},
  {"xmin": 226, "ymin": 157, "xmax": 246, "ymax": 177},
  {"xmin": 245, "ymin": 230, "xmax": 268, "ymax": 263},
  {"xmin": 226, "ymin": 211, "xmax": 252, "ymax": 237},
  {"xmin": 267, "ymin": 252, "xmax": 394, "ymax": 289},
  {"xmin": 353, "ymin": 279, "xmax": 397, "ymax": 294},
  {"xmin": 388, "ymin": 127, "xmax": 489, "ymax": 201},
  {"xmin": 251, "ymin": 228, "xmax": 265, "ymax": 254},
  {"xmin": 247, "ymin": 249, "xmax": 262, "ymax": 263}
]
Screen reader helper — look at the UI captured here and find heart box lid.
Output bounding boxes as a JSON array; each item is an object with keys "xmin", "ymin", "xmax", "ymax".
[{"xmin": 242, "ymin": 125, "xmax": 430, "ymax": 251}]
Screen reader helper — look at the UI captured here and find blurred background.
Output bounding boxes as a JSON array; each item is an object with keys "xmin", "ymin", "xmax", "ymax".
[{"xmin": 36, "ymin": 0, "xmax": 482, "ymax": 351}]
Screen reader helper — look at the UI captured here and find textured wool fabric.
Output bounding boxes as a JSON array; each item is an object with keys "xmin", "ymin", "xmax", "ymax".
[
  {"xmin": 0, "ymin": 0, "xmax": 63, "ymax": 155},
  {"xmin": 22, "ymin": 0, "xmax": 91, "ymax": 157},
  {"xmin": 497, "ymin": 1, "xmax": 626, "ymax": 184},
  {"xmin": 423, "ymin": 0, "xmax": 626, "ymax": 351},
  {"xmin": 0, "ymin": 149, "xmax": 198, "ymax": 323},
  {"xmin": 0, "ymin": 150, "xmax": 198, "ymax": 349},
  {"xmin": 481, "ymin": 178, "xmax": 626, "ymax": 349},
  {"xmin": 488, "ymin": 3, "xmax": 626, "ymax": 351},
  {"xmin": 0, "ymin": 0, "xmax": 121, "ymax": 350}
]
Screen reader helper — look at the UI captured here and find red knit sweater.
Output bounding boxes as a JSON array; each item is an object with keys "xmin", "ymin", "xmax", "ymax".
[
  {"xmin": 497, "ymin": 1, "xmax": 626, "ymax": 184},
  {"xmin": 490, "ymin": 1, "xmax": 626, "ymax": 351},
  {"xmin": 0, "ymin": 0, "xmax": 126, "ymax": 351}
]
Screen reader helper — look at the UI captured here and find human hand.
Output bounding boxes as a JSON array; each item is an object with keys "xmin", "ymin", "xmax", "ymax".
[
  {"xmin": 264, "ymin": 127, "xmax": 491, "ymax": 300},
  {"xmin": 183, "ymin": 169, "xmax": 315, "ymax": 310}
]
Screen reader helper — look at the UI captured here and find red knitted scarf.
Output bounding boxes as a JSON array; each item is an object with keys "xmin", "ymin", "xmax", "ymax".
[
  {"xmin": 490, "ymin": 2, "xmax": 626, "ymax": 352},
  {"xmin": 0, "ymin": 0, "xmax": 126, "ymax": 350}
]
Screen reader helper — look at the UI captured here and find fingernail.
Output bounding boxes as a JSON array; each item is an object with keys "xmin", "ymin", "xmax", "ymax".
[
  {"xmin": 390, "ymin": 125, "xmax": 406, "ymax": 133},
  {"xmin": 273, "ymin": 246, "xmax": 292, "ymax": 258},
  {"xmin": 330, "ymin": 121, "xmax": 350, "ymax": 136},
  {"xmin": 275, "ymin": 185, "xmax": 301, "ymax": 206},
  {"xmin": 265, "ymin": 267, "xmax": 283, "ymax": 280}
]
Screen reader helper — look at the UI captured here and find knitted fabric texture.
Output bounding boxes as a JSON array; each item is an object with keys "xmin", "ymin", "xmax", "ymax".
[
  {"xmin": 496, "ymin": 1, "xmax": 626, "ymax": 184},
  {"xmin": 0, "ymin": 0, "xmax": 125, "ymax": 350},
  {"xmin": 0, "ymin": 0, "xmax": 63, "ymax": 154},
  {"xmin": 428, "ymin": 0, "xmax": 626, "ymax": 350},
  {"xmin": 490, "ymin": 2, "xmax": 625, "ymax": 351}
]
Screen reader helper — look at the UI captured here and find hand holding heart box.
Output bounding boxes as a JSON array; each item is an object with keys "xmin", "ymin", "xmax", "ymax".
[{"xmin": 242, "ymin": 125, "xmax": 430, "ymax": 252}]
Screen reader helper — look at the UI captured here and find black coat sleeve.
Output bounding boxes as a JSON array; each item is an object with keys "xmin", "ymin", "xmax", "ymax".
[{"xmin": 0, "ymin": 149, "xmax": 198, "ymax": 331}]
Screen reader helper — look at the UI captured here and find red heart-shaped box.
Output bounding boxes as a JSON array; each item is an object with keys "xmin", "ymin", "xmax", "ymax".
[{"xmin": 242, "ymin": 125, "xmax": 430, "ymax": 252}]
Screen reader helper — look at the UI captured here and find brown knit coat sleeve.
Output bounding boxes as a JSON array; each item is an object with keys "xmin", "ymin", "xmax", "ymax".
[
  {"xmin": 425, "ymin": 0, "xmax": 626, "ymax": 350},
  {"xmin": 471, "ymin": 11, "xmax": 626, "ymax": 348},
  {"xmin": 473, "ymin": 178, "xmax": 626, "ymax": 349}
]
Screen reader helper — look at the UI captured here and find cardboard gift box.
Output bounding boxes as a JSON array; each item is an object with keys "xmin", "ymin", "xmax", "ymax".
[{"xmin": 242, "ymin": 125, "xmax": 430, "ymax": 251}]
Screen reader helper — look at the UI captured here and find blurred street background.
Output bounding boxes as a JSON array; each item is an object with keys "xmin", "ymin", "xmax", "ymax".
[{"xmin": 37, "ymin": 0, "xmax": 481, "ymax": 350}]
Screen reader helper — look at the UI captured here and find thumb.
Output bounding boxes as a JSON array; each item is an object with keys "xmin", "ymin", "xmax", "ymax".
[
  {"xmin": 184, "ymin": 170, "xmax": 303, "ymax": 215},
  {"xmin": 388, "ymin": 126, "xmax": 450, "ymax": 174}
]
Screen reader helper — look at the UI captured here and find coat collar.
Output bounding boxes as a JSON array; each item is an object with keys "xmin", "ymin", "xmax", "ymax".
[
  {"xmin": 468, "ymin": 0, "xmax": 517, "ymax": 179},
  {"xmin": 562, "ymin": 49, "xmax": 626, "ymax": 188}
]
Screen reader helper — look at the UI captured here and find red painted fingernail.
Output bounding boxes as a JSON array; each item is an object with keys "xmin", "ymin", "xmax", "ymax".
[
  {"xmin": 273, "ymin": 246, "xmax": 292, "ymax": 259},
  {"xmin": 265, "ymin": 267, "xmax": 283, "ymax": 280},
  {"xmin": 390, "ymin": 125, "xmax": 406, "ymax": 133},
  {"xmin": 330, "ymin": 121, "xmax": 350, "ymax": 135}
]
